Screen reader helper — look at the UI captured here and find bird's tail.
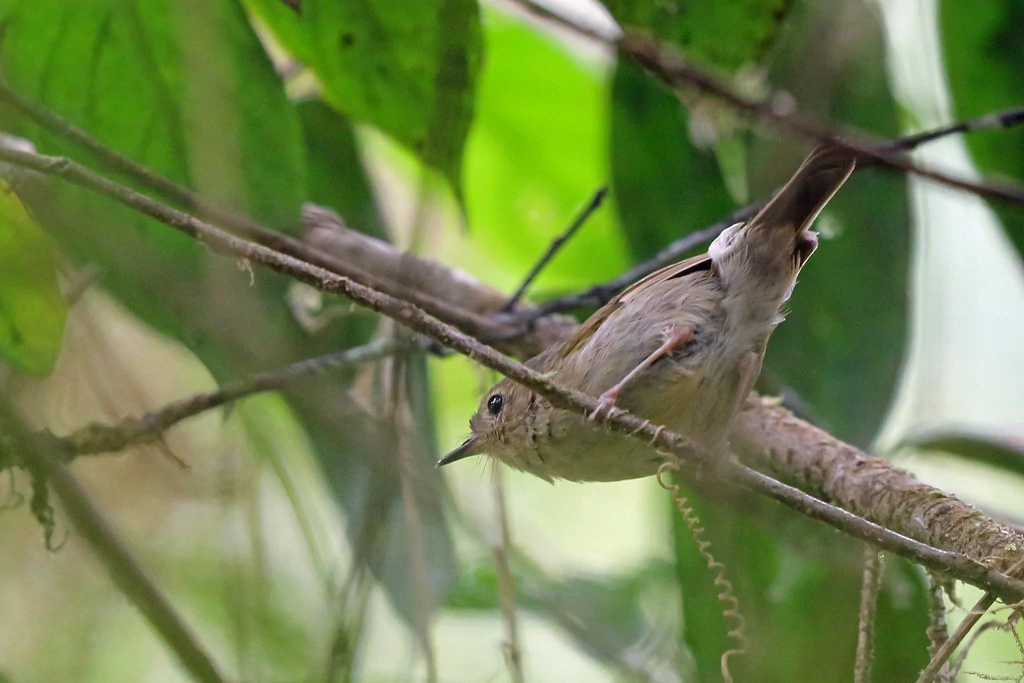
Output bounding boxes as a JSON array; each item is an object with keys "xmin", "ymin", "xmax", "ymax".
[{"xmin": 749, "ymin": 144, "xmax": 856, "ymax": 245}]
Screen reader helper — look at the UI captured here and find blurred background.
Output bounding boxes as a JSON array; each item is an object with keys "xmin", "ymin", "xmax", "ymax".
[{"xmin": 0, "ymin": 0, "xmax": 1022, "ymax": 680}]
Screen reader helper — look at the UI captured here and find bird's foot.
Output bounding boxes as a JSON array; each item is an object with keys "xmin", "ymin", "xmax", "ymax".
[{"xmin": 588, "ymin": 391, "xmax": 622, "ymax": 422}]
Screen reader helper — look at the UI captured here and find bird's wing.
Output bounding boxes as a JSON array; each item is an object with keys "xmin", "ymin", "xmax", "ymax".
[{"xmin": 557, "ymin": 253, "xmax": 712, "ymax": 359}]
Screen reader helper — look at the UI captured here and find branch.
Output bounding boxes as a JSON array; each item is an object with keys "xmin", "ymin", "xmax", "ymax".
[
  {"xmin": 65, "ymin": 337, "xmax": 405, "ymax": 456},
  {"xmin": 510, "ymin": 0, "xmax": 1024, "ymax": 208},
  {"xmin": 854, "ymin": 548, "xmax": 884, "ymax": 683},
  {"xmin": 0, "ymin": 406, "xmax": 227, "ymax": 683},
  {"xmin": 498, "ymin": 105, "xmax": 1024, "ymax": 326},
  {"xmin": 2, "ymin": 144, "xmax": 1023, "ymax": 604},
  {"xmin": 501, "ymin": 186, "xmax": 607, "ymax": 312},
  {"xmin": 504, "ymin": 206, "xmax": 756, "ymax": 327},
  {"xmin": 917, "ymin": 557, "xmax": 1024, "ymax": 682},
  {"xmin": 883, "ymin": 106, "xmax": 1024, "ymax": 153},
  {"xmin": 0, "ymin": 82, "xmax": 554, "ymax": 358}
]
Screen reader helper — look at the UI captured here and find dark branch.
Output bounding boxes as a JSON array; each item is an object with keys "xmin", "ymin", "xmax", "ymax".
[
  {"xmin": 501, "ymin": 186, "xmax": 608, "ymax": 312},
  {"xmin": 509, "ymin": 0, "xmax": 1024, "ymax": 207},
  {"xmin": 882, "ymin": 106, "xmax": 1024, "ymax": 153}
]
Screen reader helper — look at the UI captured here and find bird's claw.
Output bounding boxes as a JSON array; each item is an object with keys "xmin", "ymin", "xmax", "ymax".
[{"xmin": 588, "ymin": 394, "xmax": 620, "ymax": 422}]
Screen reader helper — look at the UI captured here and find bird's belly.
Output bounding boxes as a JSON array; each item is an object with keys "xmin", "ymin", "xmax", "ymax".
[
  {"xmin": 535, "ymin": 427, "xmax": 667, "ymax": 482},
  {"xmin": 534, "ymin": 353, "xmax": 754, "ymax": 483}
]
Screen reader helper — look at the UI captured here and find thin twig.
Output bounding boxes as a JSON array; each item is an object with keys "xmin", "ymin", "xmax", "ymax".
[
  {"xmin": 854, "ymin": 548, "xmax": 885, "ymax": 683},
  {"xmin": 500, "ymin": 206, "xmax": 754, "ymax": 330},
  {"xmin": 950, "ymin": 620, "xmax": 1013, "ymax": 680},
  {"xmin": 917, "ymin": 558, "xmax": 1024, "ymax": 683},
  {"xmin": 509, "ymin": 0, "xmax": 1024, "ymax": 208},
  {"xmin": 2, "ymin": 144, "xmax": 1024, "ymax": 603},
  {"xmin": 393, "ymin": 361, "xmax": 438, "ymax": 683},
  {"xmin": 881, "ymin": 107, "xmax": 1024, "ymax": 153},
  {"xmin": 501, "ymin": 186, "xmax": 608, "ymax": 312},
  {"xmin": 918, "ymin": 594, "xmax": 998, "ymax": 683},
  {"xmin": 0, "ymin": 406, "xmax": 227, "ymax": 683},
  {"xmin": 492, "ymin": 467, "xmax": 525, "ymax": 683},
  {"xmin": 926, "ymin": 575, "xmax": 952, "ymax": 679},
  {"xmin": 66, "ymin": 337, "xmax": 405, "ymax": 456}
]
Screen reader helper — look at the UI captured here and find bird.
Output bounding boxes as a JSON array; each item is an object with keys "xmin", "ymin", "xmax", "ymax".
[{"xmin": 439, "ymin": 145, "xmax": 856, "ymax": 483}]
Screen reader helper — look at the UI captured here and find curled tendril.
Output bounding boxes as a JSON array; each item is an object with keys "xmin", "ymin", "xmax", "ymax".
[{"xmin": 657, "ymin": 459, "xmax": 748, "ymax": 683}]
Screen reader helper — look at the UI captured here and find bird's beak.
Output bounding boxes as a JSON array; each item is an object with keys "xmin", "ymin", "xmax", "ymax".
[{"xmin": 437, "ymin": 436, "xmax": 482, "ymax": 468}]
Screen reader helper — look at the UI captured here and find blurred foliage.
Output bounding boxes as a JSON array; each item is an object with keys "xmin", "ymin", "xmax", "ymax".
[
  {"xmin": 0, "ymin": 0, "xmax": 1019, "ymax": 680},
  {"xmin": 0, "ymin": 180, "xmax": 65, "ymax": 374},
  {"xmin": 753, "ymin": 0, "xmax": 909, "ymax": 449},
  {"xmin": 899, "ymin": 428, "xmax": 1024, "ymax": 478},
  {"xmin": 610, "ymin": 60, "xmax": 734, "ymax": 262},
  {"xmin": 0, "ymin": 0, "xmax": 305, "ymax": 354},
  {"xmin": 669, "ymin": 478, "xmax": 929, "ymax": 682},
  {"xmin": 460, "ymin": 10, "xmax": 629, "ymax": 295},
  {"xmin": 297, "ymin": 99, "xmax": 386, "ymax": 239},
  {"xmin": 941, "ymin": 0, "xmax": 1024, "ymax": 255}
]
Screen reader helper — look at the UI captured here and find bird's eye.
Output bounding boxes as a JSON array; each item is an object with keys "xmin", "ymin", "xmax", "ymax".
[{"xmin": 487, "ymin": 394, "xmax": 504, "ymax": 416}]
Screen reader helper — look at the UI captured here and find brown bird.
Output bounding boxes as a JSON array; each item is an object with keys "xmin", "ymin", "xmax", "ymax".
[{"xmin": 439, "ymin": 145, "xmax": 856, "ymax": 482}]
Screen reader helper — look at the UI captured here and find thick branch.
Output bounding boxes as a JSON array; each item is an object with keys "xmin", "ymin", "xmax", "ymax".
[
  {"xmin": 2, "ymin": 144, "xmax": 1023, "ymax": 603},
  {"xmin": 731, "ymin": 400, "xmax": 1022, "ymax": 567}
]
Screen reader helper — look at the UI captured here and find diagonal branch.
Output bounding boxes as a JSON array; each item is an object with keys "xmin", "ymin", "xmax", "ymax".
[
  {"xmin": 509, "ymin": 0, "xmax": 1024, "ymax": 207},
  {"xmin": 2, "ymin": 143, "xmax": 1023, "ymax": 604},
  {"xmin": 65, "ymin": 337, "xmax": 406, "ymax": 456},
  {"xmin": 0, "ymin": 81, "xmax": 547, "ymax": 357},
  {"xmin": 501, "ymin": 186, "xmax": 607, "ymax": 312}
]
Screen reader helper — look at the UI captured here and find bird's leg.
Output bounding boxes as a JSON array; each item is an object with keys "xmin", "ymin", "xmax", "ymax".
[{"xmin": 588, "ymin": 326, "xmax": 693, "ymax": 422}]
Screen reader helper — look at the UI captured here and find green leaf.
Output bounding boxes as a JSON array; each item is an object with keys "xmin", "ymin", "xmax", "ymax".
[
  {"xmin": 599, "ymin": 0, "xmax": 791, "ymax": 71},
  {"xmin": 252, "ymin": 0, "xmax": 482, "ymax": 194},
  {"xmin": 940, "ymin": 0, "xmax": 1024, "ymax": 255},
  {"xmin": 0, "ymin": 0, "xmax": 307, "ymax": 345},
  {"xmin": 297, "ymin": 99, "xmax": 385, "ymax": 239},
  {"xmin": 899, "ymin": 428, "xmax": 1024, "ymax": 478},
  {"xmin": 610, "ymin": 59, "xmax": 734, "ymax": 261},
  {"xmin": 459, "ymin": 10, "xmax": 628, "ymax": 294},
  {"xmin": 0, "ymin": 181, "xmax": 65, "ymax": 374},
  {"xmin": 670, "ymin": 480, "xmax": 929, "ymax": 682}
]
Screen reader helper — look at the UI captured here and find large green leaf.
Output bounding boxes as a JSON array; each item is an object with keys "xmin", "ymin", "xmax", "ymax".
[
  {"xmin": 670, "ymin": 479, "xmax": 929, "ymax": 682},
  {"xmin": 298, "ymin": 100, "xmax": 385, "ymax": 240},
  {"xmin": 0, "ymin": 0, "xmax": 307, "ymax": 347},
  {"xmin": 0, "ymin": 180, "xmax": 66, "ymax": 374},
  {"xmin": 458, "ymin": 10, "xmax": 629, "ymax": 295},
  {"xmin": 248, "ymin": 0, "xmax": 482, "ymax": 194},
  {"xmin": 600, "ymin": 0, "xmax": 791, "ymax": 71},
  {"xmin": 940, "ymin": 0, "xmax": 1024, "ymax": 255}
]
